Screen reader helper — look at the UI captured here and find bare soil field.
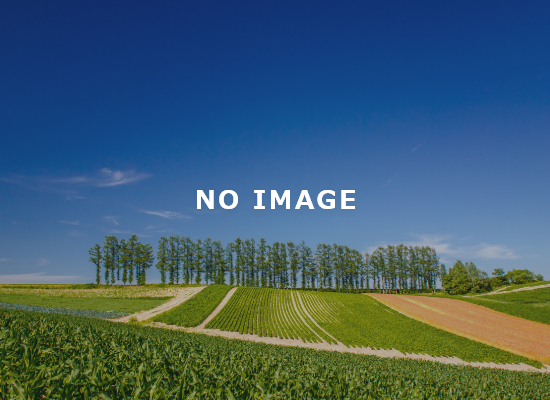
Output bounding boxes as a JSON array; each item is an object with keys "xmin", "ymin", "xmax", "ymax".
[{"xmin": 368, "ymin": 293, "xmax": 550, "ymax": 365}]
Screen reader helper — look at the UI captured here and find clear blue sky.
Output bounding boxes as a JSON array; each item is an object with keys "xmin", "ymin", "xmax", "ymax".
[{"xmin": 1, "ymin": 1, "xmax": 549, "ymax": 283}]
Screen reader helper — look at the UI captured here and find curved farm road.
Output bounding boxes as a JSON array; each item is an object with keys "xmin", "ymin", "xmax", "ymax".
[
  {"xmin": 109, "ymin": 286, "xmax": 205, "ymax": 322},
  {"xmin": 368, "ymin": 294, "xmax": 550, "ymax": 365}
]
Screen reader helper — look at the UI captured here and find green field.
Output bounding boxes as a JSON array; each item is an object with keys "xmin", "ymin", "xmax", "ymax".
[
  {"xmin": 1, "ymin": 308, "xmax": 548, "ymax": 399},
  {"xmin": 206, "ymin": 287, "xmax": 330, "ymax": 343},
  {"xmin": 310, "ymin": 292, "xmax": 539, "ymax": 365},
  {"xmin": 205, "ymin": 287, "xmax": 538, "ymax": 366},
  {"xmin": 0, "ymin": 294, "xmax": 170, "ymax": 313},
  {"xmin": 152, "ymin": 284, "xmax": 234, "ymax": 327},
  {"xmin": 457, "ymin": 288, "xmax": 550, "ymax": 325},
  {"xmin": 497, "ymin": 281, "xmax": 550, "ymax": 292}
]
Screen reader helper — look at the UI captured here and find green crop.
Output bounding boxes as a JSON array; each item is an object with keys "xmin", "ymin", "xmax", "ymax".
[
  {"xmin": 0, "ymin": 302, "xmax": 129, "ymax": 319},
  {"xmin": 310, "ymin": 292, "xmax": 541, "ymax": 366},
  {"xmin": 206, "ymin": 288, "xmax": 539, "ymax": 366},
  {"xmin": 206, "ymin": 287, "xmax": 324, "ymax": 342},
  {"xmin": 152, "ymin": 284, "xmax": 234, "ymax": 327},
  {"xmin": 0, "ymin": 293, "xmax": 170, "ymax": 313},
  {"xmin": 1, "ymin": 308, "xmax": 549, "ymax": 399},
  {"xmin": 458, "ymin": 288, "xmax": 550, "ymax": 325}
]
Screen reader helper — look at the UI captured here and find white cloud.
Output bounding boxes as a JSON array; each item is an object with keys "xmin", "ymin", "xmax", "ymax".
[
  {"xmin": 412, "ymin": 145, "xmax": 421, "ymax": 152},
  {"xmin": 60, "ymin": 220, "xmax": 80, "ymax": 225},
  {"xmin": 105, "ymin": 216, "xmax": 119, "ymax": 226},
  {"xmin": 36, "ymin": 258, "xmax": 49, "ymax": 266},
  {"xmin": 0, "ymin": 168, "xmax": 151, "ymax": 197},
  {"xmin": 93, "ymin": 168, "xmax": 151, "ymax": 187},
  {"xmin": 472, "ymin": 243, "xmax": 519, "ymax": 260},
  {"xmin": 139, "ymin": 210, "xmax": 193, "ymax": 220},
  {"xmin": 0, "ymin": 272, "xmax": 84, "ymax": 284},
  {"xmin": 367, "ymin": 234, "xmax": 519, "ymax": 263}
]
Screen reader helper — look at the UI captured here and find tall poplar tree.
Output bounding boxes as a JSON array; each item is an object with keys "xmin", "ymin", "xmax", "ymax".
[
  {"xmin": 156, "ymin": 237, "xmax": 169, "ymax": 284},
  {"xmin": 89, "ymin": 244, "xmax": 102, "ymax": 285}
]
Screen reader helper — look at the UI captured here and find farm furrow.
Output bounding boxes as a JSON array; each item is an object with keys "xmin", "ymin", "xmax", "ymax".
[{"xmin": 369, "ymin": 294, "xmax": 550, "ymax": 364}]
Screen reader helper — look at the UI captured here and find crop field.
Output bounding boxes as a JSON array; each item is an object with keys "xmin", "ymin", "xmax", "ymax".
[
  {"xmin": 2, "ymin": 308, "xmax": 549, "ymax": 399},
  {"xmin": 206, "ymin": 287, "xmax": 327, "ymax": 343},
  {"xmin": 497, "ymin": 281, "xmax": 550, "ymax": 292},
  {"xmin": 458, "ymin": 288, "xmax": 550, "ymax": 325},
  {"xmin": 0, "ymin": 294, "xmax": 169, "ymax": 314},
  {"xmin": 205, "ymin": 287, "xmax": 537, "ymax": 365},
  {"xmin": 0, "ymin": 284, "xmax": 202, "ymax": 314},
  {"xmin": 0, "ymin": 284, "xmax": 190, "ymax": 299},
  {"xmin": 152, "ymin": 284, "xmax": 234, "ymax": 327},
  {"xmin": 370, "ymin": 293, "xmax": 550, "ymax": 365},
  {"xmin": 0, "ymin": 302, "xmax": 128, "ymax": 319}
]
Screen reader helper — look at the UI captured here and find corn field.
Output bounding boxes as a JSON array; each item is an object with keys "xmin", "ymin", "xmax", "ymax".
[{"xmin": 1, "ymin": 308, "xmax": 549, "ymax": 399}]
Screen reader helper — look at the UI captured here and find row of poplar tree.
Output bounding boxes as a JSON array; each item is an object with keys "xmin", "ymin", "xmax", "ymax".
[
  {"xmin": 89, "ymin": 235, "xmax": 442, "ymax": 292},
  {"xmin": 88, "ymin": 235, "xmax": 154, "ymax": 286}
]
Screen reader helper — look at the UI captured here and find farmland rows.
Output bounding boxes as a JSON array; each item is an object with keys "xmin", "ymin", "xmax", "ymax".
[
  {"xmin": 206, "ymin": 287, "xmax": 322, "ymax": 342},
  {"xmin": 207, "ymin": 287, "xmax": 540, "ymax": 366},
  {"xmin": 152, "ymin": 284, "xmax": 234, "ymax": 327},
  {"xmin": 2, "ymin": 308, "xmax": 550, "ymax": 399}
]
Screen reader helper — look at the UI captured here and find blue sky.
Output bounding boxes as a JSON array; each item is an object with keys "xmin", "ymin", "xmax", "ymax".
[{"xmin": 1, "ymin": 1, "xmax": 549, "ymax": 283}]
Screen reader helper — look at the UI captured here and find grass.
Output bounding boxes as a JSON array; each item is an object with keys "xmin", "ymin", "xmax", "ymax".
[
  {"xmin": 497, "ymin": 281, "xmax": 550, "ymax": 292},
  {"xmin": 152, "ymin": 284, "xmax": 234, "ymax": 327},
  {"xmin": 309, "ymin": 291, "xmax": 540, "ymax": 366},
  {"xmin": 0, "ymin": 293, "xmax": 169, "ymax": 313},
  {"xmin": 456, "ymin": 288, "xmax": 550, "ymax": 325},
  {"xmin": 2, "ymin": 308, "xmax": 549, "ymax": 399}
]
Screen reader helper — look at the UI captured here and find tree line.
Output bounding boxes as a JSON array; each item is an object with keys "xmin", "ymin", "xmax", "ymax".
[
  {"xmin": 89, "ymin": 235, "xmax": 442, "ymax": 291},
  {"xmin": 441, "ymin": 261, "xmax": 544, "ymax": 295},
  {"xmin": 88, "ymin": 235, "xmax": 154, "ymax": 286}
]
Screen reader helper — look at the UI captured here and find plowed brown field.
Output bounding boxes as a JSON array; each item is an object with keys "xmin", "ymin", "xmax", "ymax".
[{"xmin": 368, "ymin": 294, "xmax": 550, "ymax": 364}]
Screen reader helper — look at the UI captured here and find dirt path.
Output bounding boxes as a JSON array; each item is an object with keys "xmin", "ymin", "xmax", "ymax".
[
  {"xmin": 109, "ymin": 286, "xmax": 204, "ymax": 322},
  {"xmin": 189, "ymin": 287, "xmax": 238, "ymax": 331},
  {"xmin": 368, "ymin": 293, "xmax": 550, "ymax": 365},
  {"xmin": 470, "ymin": 283, "xmax": 550, "ymax": 296},
  {"xmin": 144, "ymin": 321, "xmax": 548, "ymax": 373}
]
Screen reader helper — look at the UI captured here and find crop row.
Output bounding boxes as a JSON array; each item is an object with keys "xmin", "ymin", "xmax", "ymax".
[
  {"xmin": 307, "ymin": 292, "xmax": 540, "ymax": 366},
  {"xmin": 206, "ymin": 287, "xmax": 323, "ymax": 342},
  {"xmin": 152, "ymin": 284, "xmax": 234, "ymax": 327},
  {"xmin": 0, "ymin": 302, "xmax": 128, "ymax": 319},
  {"xmin": 1, "ymin": 308, "xmax": 549, "ymax": 399},
  {"xmin": 0, "ymin": 285, "xmax": 190, "ymax": 299}
]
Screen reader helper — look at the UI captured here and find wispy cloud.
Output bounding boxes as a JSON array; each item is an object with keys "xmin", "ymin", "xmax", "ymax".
[
  {"xmin": 36, "ymin": 258, "xmax": 49, "ymax": 266},
  {"xmin": 383, "ymin": 173, "xmax": 399, "ymax": 187},
  {"xmin": 92, "ymin": 169, "xmax": 151, "ymax": 187},
  {"xmin": 367, "ymin": 234, "xmax": 519, "ymax": 264},
  {"xmin": 60, "ymin": 220, "xmax": 80, "ymax": 225},
  {"xmin": 0, "ymin": 272, "xmax": 84, "ymax": 284},
  {"xmin": 412, "ymin": 145, "xmax": 421, "ymax": 152},
  {"xmin": 0, "ymin": 259, "xmax": 8, "ymax": 262},
  {"xmin": 139, "ymin": 210, "xmax": 193, "ymax": 220},
  {"xmin": 0, "ymin": 168, "xmax": 151, "ymax": 197},
  {"xmin": 105, "ymin": 216, "xmax": 119, "ymax": 226}
]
